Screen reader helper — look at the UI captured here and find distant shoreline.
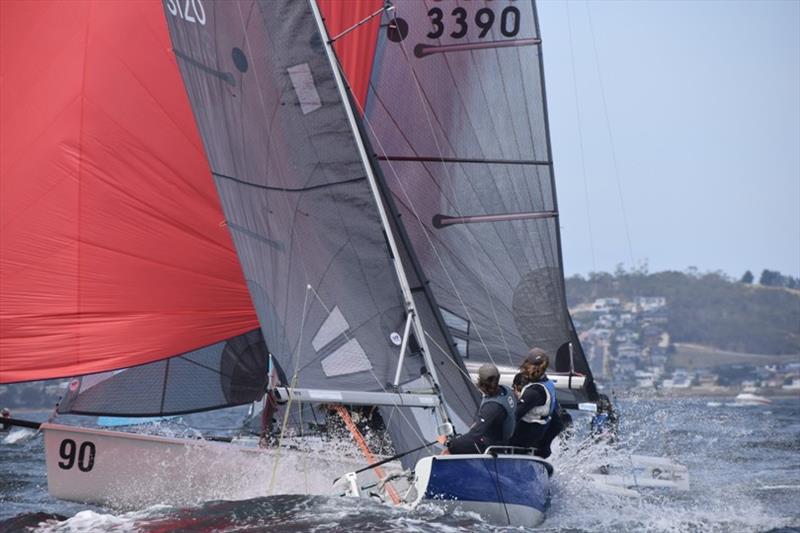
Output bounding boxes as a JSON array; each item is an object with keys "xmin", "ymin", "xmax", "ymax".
[{"xmin": 612, "ymin": 387, "xmax": 800, "ymax": 400}]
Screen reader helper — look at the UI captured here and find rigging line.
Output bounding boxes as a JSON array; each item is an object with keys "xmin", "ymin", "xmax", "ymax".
[
  {"xmin": 486, "ymin": 40, "xmax": 549, "ymax": 268},
  {"xmin": 403, "ymin": 29, "xmax": 541, "ymax": 289},
  {"xmin": 462, "ymin": 31, "xmax": 545, "ymax": 364},
  {"xmin": 370, "ymin": 15, "xmax": 511, "ymax": 365},
  {"xmin": 360, "ymin": 107, "xmax": 499, "ymax": 367},
  {"xmin": 231, "ymin": 3, "xmax": 342, "ymax": 480},
  {"xmin": 423, "ymin": 331, "xmax": 475, "ymax": 385},
  {"xmin": 509, "ymin": 28, "xmax": 562, "ymax": 273},
  {"xmin": 329, "ymin": 2, "xmax": 392, "ymax": 43},
  {"xmin": 304, "ymin": 284, "xmax": 429, "ymax": 447},
  {"xmin": 389, "ymin": 3, "xmax": 525, "ymax": 240},
  {"xmin": 410, "ymin": 1, "xmax": 552, "ymax": 311},
  {"xmin": 566, "ymin": 1, "xmax": 597, "ymax": 273},
  {"xmin": 234, "ymin": 2, "xmax": 316, "ymax": 345},
  {"xmin": 366, "ymin": 87, "xmax": 534, "ymax": 289},
  {"xmin": 269, "ymin": 285, "xmax": 310, "ymax": 495},
  {"xmin": 380, "ymin": 11, "xmax": 517, "ymax": 367},
  {"xmin": 585, "ymin": 1, "xmax": 635, "ymax": 267}
]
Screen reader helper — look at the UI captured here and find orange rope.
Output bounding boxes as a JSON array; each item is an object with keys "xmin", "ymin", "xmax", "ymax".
[{"xmin": 333, "ymin": 405, "xmax": 400, "ymax": 504}]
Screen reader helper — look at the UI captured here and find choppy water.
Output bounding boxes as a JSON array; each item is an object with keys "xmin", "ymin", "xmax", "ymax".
[{"xmin": 1, "ymin": 397, "xmax": 799, "ymax": 532}]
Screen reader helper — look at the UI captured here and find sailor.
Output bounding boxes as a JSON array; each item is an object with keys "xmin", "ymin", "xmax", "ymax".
[
  {"xmin": 1, "ymin": 408, "xmax": 10, "ymax": 431},
  {"xmin": 447, "ymin": 363, "xmax": 516, "ymax": 454},
  {"xmin": 590, "ymin": 394, "xmax": 618, "ymax": 443},
  {"xmin": 510, "ymin": 348, "xmax": 562, "ymax": 457}
]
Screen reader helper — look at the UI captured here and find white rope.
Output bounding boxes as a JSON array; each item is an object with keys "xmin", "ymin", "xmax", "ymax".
[
  {"xmin": 268, "ymin": 286, "xmax": 310, "ymax": 494},
  {"xmin": 585, "ymin": 1, "xmax": 636, "ymax": 266},
  {"xmin": 566, "ymin": 1, "xmax": 597, "ymax": 273}
]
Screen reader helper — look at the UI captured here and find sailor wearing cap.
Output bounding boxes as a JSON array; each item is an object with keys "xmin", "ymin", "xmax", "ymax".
[
  {"xmin": 447, "ymin": 363, "xmax": 516, "ymax": 454},
  {"xmin": 510, "ymin": 348, "xmax": 561, "ymax": 456}
]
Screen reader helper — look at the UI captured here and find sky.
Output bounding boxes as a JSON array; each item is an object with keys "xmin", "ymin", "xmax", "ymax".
[{"xmin": 535, "ymin": 0, "xmax": 799, "ymax": 278}]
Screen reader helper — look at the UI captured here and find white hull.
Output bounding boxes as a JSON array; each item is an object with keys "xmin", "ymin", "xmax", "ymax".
[
  {"xmin": 734, "ymin": 393, "xmax": 771, "ymax": 405},
  {"xmin": 588, "ymin": 454, "xmax": 689, "ymax": 494},
  {"xmin": 42, "ymin": 423, "xmax": 383, "ymax": 508}
]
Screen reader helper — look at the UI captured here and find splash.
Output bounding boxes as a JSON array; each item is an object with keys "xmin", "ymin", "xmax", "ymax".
[{"xmin": 544, "ymin": 398, "xmax": 800, "ymax": 533}]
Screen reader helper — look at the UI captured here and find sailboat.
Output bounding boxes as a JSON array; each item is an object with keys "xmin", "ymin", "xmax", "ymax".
[{"xmin": 1, "ymin": 0, "xmax": 597, "ymax": 527}]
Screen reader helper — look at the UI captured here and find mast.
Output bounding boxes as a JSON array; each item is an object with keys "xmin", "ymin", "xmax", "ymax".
[{"xmin": 309, "ymin": 0, "xmax": 452, "ymax": 428}]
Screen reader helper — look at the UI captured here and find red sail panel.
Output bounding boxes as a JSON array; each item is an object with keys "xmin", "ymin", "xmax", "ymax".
[
  {"xmin": 0, "ymin": 0, "xmax": 259, "ymax": 383},
  {"xmin": 317, "ymin": 0, "xmax": 382, "ymax": 110}
]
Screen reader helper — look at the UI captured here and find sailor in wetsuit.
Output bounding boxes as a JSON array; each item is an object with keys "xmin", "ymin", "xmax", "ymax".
[
  {"xmin": 447, "ymin": 363, "xmax": 516, "ymax": 454},
  {"xmin": 510, "ymin": 348, "xmax": 563, "ymax": 457},
  {"xmin": 590, "ymin": 393, "xmax": 618, "ymax": 443}
]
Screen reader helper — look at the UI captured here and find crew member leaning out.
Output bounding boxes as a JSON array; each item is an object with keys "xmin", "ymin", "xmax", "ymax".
[
  {"xmin": 447, "ymin": 363, "xmax": 516, "ymax": 454},
  {"xmin": 510, "ymin": 348, "xmax": 564, "ymax": 458}
]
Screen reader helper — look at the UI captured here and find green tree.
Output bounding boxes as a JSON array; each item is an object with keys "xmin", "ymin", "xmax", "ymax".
[
  {"xmin": 740, "ymin": 270, "xmax": 754, "ymax": 284},
  {"xmin": 760, "ymin": 269, "xmax": 779, "ymax": 286}
]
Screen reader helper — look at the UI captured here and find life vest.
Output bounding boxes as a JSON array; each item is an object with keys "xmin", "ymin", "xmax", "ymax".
[
  {"xmin": 480, "ymin": 384, "xmax": 517, "ymax": 442},
  {"xmin": 519, "ymin": 378, "xmax": 557, "ymax": 425}
]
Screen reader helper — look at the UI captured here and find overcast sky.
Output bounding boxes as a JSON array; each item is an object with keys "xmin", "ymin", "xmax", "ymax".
[{"xmin": 536, "ymin": 0, "xmax": 799, "ymax": 278}]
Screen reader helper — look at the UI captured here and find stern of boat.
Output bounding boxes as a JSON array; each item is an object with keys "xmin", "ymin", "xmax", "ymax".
[{"xmin": 410, "ymin": 451, "xmax": 552, "ymax": 527}]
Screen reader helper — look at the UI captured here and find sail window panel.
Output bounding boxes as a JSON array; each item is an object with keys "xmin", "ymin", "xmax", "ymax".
[
  {"xmin": 59, "ymin": 330, "xmax": 269, "ymax": 417},
  {"xmin": 287, "ymin": 63, "xmax": 322, "ymax": 115},
  {"xmin": 162, "ymin": 355, "xmax": 228, "ymax": 415},
  {"xmin": 452, "ymin": 334, "xmax": 469, "ymax": 359},
  {"xmin": 59, "ymin": 361, "xmax": 167, "ymax": 416},
  {"xmin": 312, "ymin": 306, "xmax": 350, "ymax": 352},
  {"xmin": 321, "ymin": 337, "xmax": 372, "ymax": 377},
  {"xmin": 439, "ymin": 307, "xmax": 469, "ymax": 335}
]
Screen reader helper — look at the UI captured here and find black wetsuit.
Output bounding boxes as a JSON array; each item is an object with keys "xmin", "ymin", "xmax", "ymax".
[{"xmin": 448, "ymin": 393, "xmax": 509, "ymax": 454}]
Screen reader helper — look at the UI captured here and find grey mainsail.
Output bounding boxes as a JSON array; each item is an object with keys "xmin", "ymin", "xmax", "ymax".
[
  {"xmin": 363, "ymin": 0, "xmax": 597, "ymax": 406},
  {"xmin": 163, "ymin": 0, "xmax": 479, "ymax": 465}
]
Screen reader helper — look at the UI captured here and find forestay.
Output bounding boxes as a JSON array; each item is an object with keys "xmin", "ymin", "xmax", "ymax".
[{"xmin": 362, "ymin": 0, "xmax": 597, "ymax": 406}]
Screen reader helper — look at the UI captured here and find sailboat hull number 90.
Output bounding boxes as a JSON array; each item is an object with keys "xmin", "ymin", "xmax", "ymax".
[
  {"xmin": 165, "ymin": 0, "xmax": 206, "ymax": 26},
  {"xmin": 427, "ymin": 6, "xmax": 521, "ymax": 39},
  {"xmin": 58, "ymin": 439, "xmax": 96, "ymax": 472}
]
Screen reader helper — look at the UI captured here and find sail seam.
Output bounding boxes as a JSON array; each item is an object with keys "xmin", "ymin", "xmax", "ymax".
[{"xmin": 212, "ymin": 171, "xmax": 367, "ymax": 193}]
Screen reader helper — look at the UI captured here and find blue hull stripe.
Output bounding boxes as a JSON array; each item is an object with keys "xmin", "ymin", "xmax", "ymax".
[{"xmin": 423, "ymin": 457, "xmax": 549, "ymax": 512}]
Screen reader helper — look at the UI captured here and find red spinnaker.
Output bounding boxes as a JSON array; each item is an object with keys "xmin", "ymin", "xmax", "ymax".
[
  {"xmin": 0, "ymin": 1, "xmax": 260, "ymax": 383},
  {"xmin": 0, "ymin": 0, "xmax": 380, "ymax": 383},
  {"xmin": 318, "ymin": 0, "xmax": 383, "ymax": 109}
]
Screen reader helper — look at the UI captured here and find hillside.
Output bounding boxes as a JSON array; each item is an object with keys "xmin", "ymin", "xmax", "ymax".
[{"xmin": 565, "ymin": 270, "xmax": 800, "ymax": 355}]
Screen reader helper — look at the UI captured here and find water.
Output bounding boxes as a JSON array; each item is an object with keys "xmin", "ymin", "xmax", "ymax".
[{"xmin": 1, "ymin": 397, "xmax": 798, "ymax": 532}]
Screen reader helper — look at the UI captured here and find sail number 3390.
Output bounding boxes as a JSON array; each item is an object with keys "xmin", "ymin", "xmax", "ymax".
[
  {"xmin": 427, "ymin": 6, "xmax": 521, "ymax": 39},
  {"xmin": 58, "ymin": 439, "xmax": 96, "ymax": 472}
]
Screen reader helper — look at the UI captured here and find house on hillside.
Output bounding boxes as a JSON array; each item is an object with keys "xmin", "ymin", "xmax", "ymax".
[
  {"xmin": 635, "ymin": 296, "xmax": 666, "ymax": 312},
  {"xmin": 592, "ymin": 298, "xmax": 621, "ymax": 313}
]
